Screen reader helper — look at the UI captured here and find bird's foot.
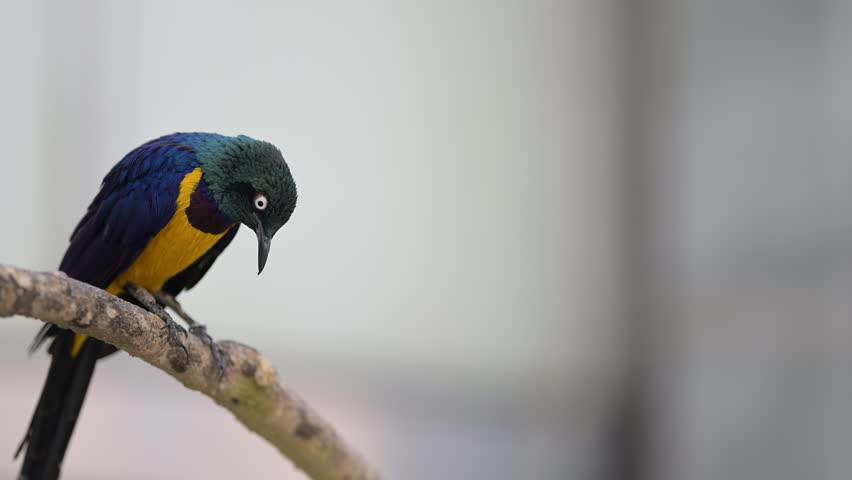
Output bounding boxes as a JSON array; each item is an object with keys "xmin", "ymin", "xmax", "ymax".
[
  {"xmin": 161, "ymin": 317, "xmax": 189, "ymax": 357},
  {"xmin": 189, "ymin": 323, "xmax": 228, "ymax": 378},
  {"xmin": 124, "ymin": 283, "xmax": 189, "ymax": 359},
  {"xmin": 154, "ymin": 291, "xmax": 228, "ymax": 379}
]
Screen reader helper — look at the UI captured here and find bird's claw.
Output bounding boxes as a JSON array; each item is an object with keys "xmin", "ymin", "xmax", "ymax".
[
  {"xmin": 161, "ymin": 317, "xmax": 189, "ymax": 358},
  {"xmin": 124, "ymin": 283, "xmax": 189, "ymax": 359},
  {"xmin": 189, "ymin": 323, "xmax": 227, "ymax": 378}
]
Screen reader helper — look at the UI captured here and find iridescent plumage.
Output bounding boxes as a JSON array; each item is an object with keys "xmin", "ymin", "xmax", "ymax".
[{"xmin": 18, "ymin": 133, "xmax": 297, "ymax": 480}]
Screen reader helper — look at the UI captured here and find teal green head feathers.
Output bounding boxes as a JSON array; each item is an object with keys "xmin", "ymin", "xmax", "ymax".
[{"xmin": 179, "ymin": 133, "xmax": 298, "ymax": 273}]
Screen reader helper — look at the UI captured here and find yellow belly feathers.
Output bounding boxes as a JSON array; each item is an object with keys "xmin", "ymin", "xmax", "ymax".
[
  {"xmin": 72, "ymin": 169, "xmax": 233, "ymax": 357},
  {"xmin": 106, "ymin": 167, "xmax": 232, "ymax": 296}
]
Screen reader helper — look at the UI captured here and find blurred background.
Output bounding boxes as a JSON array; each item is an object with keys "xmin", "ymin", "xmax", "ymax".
[{"xmin": 1, "ymin": 1, "xmax": 850, "ymax": 479}]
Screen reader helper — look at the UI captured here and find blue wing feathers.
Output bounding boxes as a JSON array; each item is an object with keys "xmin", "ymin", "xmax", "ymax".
[{"xmin": 59, "ymin": 136, "xmax": 200, "ymax": 288}]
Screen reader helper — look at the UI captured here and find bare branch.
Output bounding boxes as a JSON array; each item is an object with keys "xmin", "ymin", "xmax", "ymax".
[{"xmin": 0, "ymin": 264, "xmax": 380, "ymax": 480}]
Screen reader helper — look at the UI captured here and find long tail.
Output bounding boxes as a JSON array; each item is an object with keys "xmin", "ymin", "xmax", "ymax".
[{"xmin": 17, "ymin": 329, "xmax": 102, "ymax": 480}]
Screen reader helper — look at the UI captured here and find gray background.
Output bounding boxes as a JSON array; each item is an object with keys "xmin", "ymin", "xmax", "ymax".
[{"xmin": 1, "ymin": 1, "xmax": 851, "ymax": 479}]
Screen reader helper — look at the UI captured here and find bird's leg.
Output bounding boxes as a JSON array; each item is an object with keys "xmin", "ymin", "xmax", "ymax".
[
  {"xmin": 123, "ymin": 283, "xmax": 188, "ymax": 359},
  {"xmin": 155, "ymin": 291, "xmax": 228, "ymax": 378}
]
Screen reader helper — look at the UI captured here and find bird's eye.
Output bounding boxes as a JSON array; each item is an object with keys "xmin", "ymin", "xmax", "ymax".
[{"xmin": 253, "ymin": 192, "xmax": 269, "ymax": 211}]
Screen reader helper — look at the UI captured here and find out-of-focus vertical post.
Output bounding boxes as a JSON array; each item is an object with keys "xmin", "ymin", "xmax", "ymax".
[
  {"xmin": 610, "ymin": 1, "xmax": 674, "ymax": 479},
  {"xmin": 35, "ymin": 0, "xmax": 141, "ymax": 263}
]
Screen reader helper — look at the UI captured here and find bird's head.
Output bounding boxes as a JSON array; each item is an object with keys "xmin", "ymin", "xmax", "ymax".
[{"xmin": 189, "ymin": 134, "xmax": 297, "ymax": 274}]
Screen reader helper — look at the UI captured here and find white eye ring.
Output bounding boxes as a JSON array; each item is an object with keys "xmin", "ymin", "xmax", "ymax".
[{"xmin": 253, "ymin": 193, "xmax": 269, "ymax": 211}]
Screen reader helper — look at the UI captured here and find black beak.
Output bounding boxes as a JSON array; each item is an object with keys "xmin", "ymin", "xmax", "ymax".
[{"xmin": 253, "ymin": 215, "xmax": 272, "ymax": 274}]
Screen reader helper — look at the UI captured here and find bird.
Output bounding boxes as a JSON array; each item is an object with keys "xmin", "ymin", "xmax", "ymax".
[{"xmin": 16, "ymin": 132, "xmax": 297, "ymax": 480}]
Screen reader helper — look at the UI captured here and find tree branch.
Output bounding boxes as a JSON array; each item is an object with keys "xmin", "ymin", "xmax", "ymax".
[{"xmin": 0, "ymin": 264, "xmax": 380, "ymax": 480}]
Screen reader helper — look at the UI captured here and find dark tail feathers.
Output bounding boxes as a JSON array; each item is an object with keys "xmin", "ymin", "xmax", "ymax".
[{"xmin": 17, "ymin": 329, "xmax": 101, "ymax": 480}]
